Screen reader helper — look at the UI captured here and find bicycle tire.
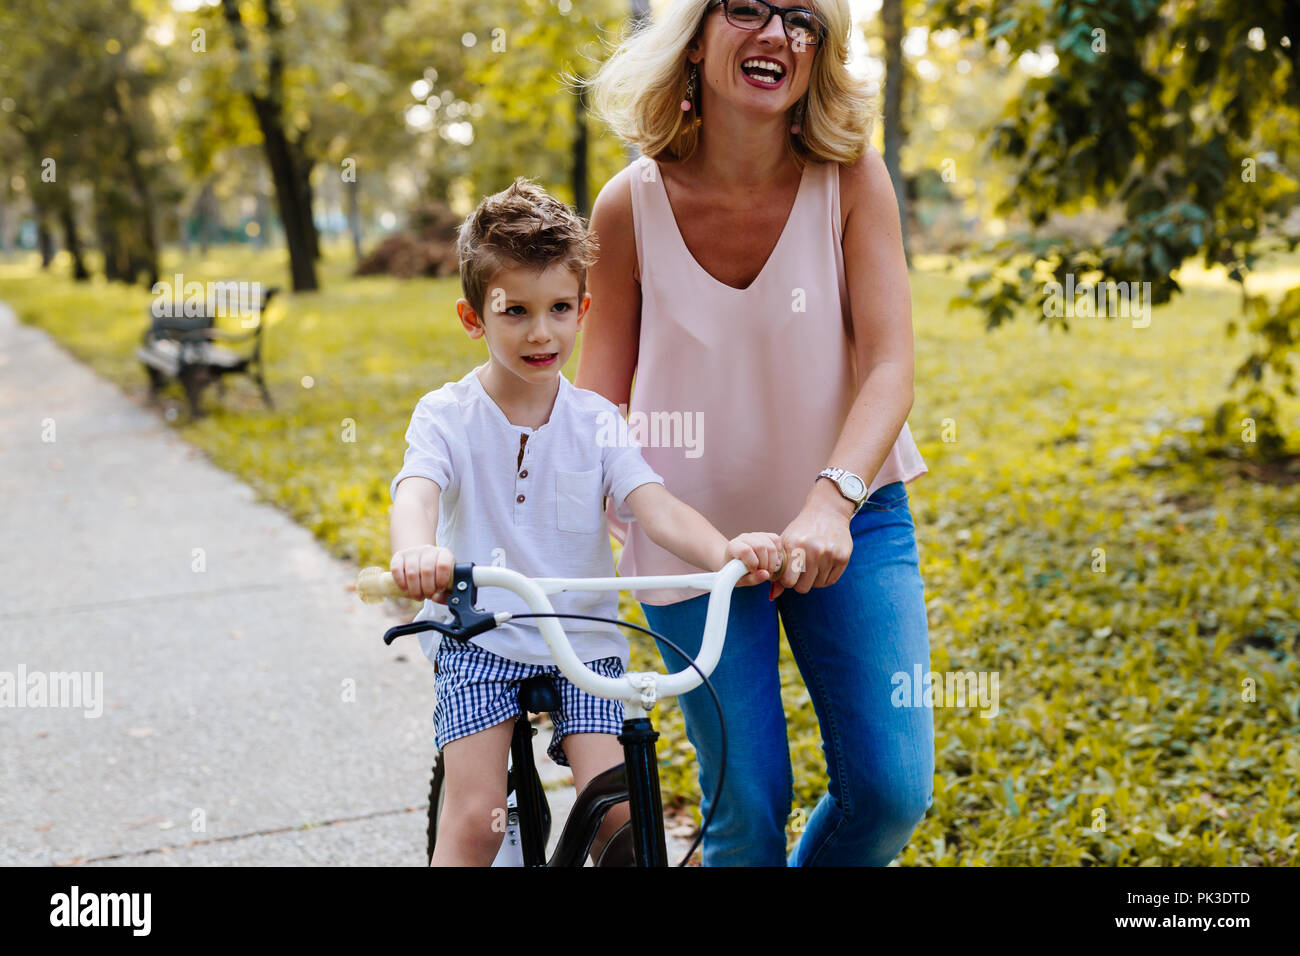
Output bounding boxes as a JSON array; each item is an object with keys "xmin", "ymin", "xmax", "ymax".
[
  {"xmin": 425, "ymin": 751, "xmax": 446, "ymax": 865},
  {"xmin": 593, "ymin": 820, "xmax": 637, "ymax": 867}
]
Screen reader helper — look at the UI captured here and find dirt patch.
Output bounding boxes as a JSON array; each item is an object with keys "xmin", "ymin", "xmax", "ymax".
[{"xmin": 1206, "ymin": 449, "xmax": 1300, "ymax": 486}]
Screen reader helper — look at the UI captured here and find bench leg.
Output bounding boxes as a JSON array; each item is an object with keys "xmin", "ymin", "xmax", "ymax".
[
  {"xmin": 255, "ymin": 371, "xmax": 274, "ymax": 410},
  {"xmin": 144, "ymin": 366, "xmax": 167, "ymax": 403},
  {"xmin": 179, "ymin": 366, "xmax": 208, "ymax": 420}
]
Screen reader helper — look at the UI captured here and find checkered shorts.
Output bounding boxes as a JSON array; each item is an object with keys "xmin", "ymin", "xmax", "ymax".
[{"xmin": 432, "ymin": 637, "xmax": 625, "ymax": 767}]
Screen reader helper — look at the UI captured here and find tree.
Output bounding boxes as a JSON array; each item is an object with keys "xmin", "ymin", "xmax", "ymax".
[
  {"xmin": 0, "ymin": 0, "xmax": 163, "ymax": 285},
  {"xmin": 309, "ymin": 0, "xmax": 407, "ymax": 263},
  {"xmin": 385, "ymin": 0, "xmax": 628, "ymax": 215},
  {"xmin": 881, "ymin": 0, "xmax": 912, "ymax": 265},
  {"xmin": 929, "ymin": 0, "xmax": 1300, "ymax": 456},
  {"xmin": 217, "ymin": 0, "xmax": 321, "ymax": 291}
]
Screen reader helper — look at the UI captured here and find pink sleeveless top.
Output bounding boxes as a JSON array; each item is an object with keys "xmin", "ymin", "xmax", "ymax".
[{"xmin": 605, "ymin": 154, "xmax": 928, "ymax": 605}]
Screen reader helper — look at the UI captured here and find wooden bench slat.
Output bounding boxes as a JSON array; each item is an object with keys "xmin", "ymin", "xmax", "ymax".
[{"xmin": 135, "ymin": 342, "xmax": 182, "ymax": 377}]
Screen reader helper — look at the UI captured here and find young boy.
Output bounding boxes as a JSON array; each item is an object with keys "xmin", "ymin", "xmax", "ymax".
[{"xmin": 388, "ymin": 178, "xmax": 788, "ymax": 867}]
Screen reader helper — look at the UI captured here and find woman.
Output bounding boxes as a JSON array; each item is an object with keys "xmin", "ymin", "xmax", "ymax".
[{"xmin": 576, "ymin": 0, "xmax": 933, "ymax": 866}]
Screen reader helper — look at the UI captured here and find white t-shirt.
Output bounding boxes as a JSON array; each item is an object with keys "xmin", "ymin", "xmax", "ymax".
[{"xmin": 390, "ymin": 364, "xmax": 666, "ymax": 666}]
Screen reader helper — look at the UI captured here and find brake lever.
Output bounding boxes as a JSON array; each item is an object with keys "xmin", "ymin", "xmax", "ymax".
[
  {"xmin": 382, "ymin": 563, "xmax": 502, "ymax": 646},
  {"xmin": 382, "ymin": 619, "xmax": 456, "ymax": 646}
]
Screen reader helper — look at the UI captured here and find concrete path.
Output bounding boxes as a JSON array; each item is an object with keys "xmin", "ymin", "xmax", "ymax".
[{"xmin": 0, "ymin": 302, "xmax": 692, "ymax": 866}]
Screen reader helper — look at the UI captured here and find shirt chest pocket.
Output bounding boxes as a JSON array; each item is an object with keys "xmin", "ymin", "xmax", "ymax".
[{"xmin": 555, "ymin": 468, "xmax": 602, "ymax": 534}]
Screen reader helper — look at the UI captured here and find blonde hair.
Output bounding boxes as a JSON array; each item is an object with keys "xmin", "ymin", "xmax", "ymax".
[
  {"xmin": 582, "ymin": 0, "xmax": 875, "ymax": 168},
  {"xmin": 456, "ymin": 177, "xmax": 600, "ymax": 320}
]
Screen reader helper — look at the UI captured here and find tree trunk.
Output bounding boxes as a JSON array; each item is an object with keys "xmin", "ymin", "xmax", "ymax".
[
  {"xmin": 254, "ymin": 167, "xmax": 270, "ymax": 248},
  {"xmin": 347, "ymin": 178, "xmax": 363, "ymax": 262},
  {"xmin": 57, "ymin": 195, "xmax": 89, "ymax": 280},
  {"xmin": 107, "ymin": 82, "xmax": 160, "ymax": 287},
  {"xmin": 573, "ymin": 82, "xmax": 590, "ymax": 218},
  {"xmin": 33, "ymin": 200, "xmax": 54, "ymax": 269},
  {"xmin": 221, "ymin": 0, "xmax": 319, "ymax": 291},
  {"xmin": 95, "ymin": 199, "xmax": 122, "ymax": 281},
  {"xmin": 258, "ymin": 116, "xmax": 319, "ymax": 291},
  {"xmin": 94, "ymin": 179, "xmax": 151, "ymax": 285},
  {"xmin": 880, "ymin": 0, "xmax": 911, "ymax": 267},
  {"xmin": 626, "ymin": 0, "xmax": 653, "ymax": 166},
  {"xmin": 195, "ymin": 178, "xmax": 217, "ymax": 255},
  {"xmin": 178, "ymin": 199, "xmax": 191, "ymax": 256},
  {"xmin": 122, "ymin": 151, "xmax": 159, "ymax": 287},
  {"xmin": 301, "ymin": 158, "xmax": 320, "ymax": 261}
]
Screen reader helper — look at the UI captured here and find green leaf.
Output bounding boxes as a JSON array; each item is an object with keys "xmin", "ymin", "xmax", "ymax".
[{"xmin": 988, "ymin": 19, "xmax": 1019, "ymax": 40}]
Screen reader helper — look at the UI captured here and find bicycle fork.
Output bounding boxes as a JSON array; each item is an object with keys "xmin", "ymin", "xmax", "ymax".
[{"xmin": 619, "ymin": 715, "xmax": 668, "ymax": 867}]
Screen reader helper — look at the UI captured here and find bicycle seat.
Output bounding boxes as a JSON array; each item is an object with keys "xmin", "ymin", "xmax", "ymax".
[{"xmin": 517, "ymin": 676, "xmax": 561, "ymax": 714}]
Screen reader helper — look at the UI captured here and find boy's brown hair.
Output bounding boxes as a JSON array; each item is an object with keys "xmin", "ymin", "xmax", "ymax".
[{"xmin": 456, "ymin": 177, "xmax": 600, "ymax": 321}]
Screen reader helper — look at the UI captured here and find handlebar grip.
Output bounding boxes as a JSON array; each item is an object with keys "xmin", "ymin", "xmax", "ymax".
[{"xmin": 356, "ymin": 566, "xmax": 407, "ymax": 603}]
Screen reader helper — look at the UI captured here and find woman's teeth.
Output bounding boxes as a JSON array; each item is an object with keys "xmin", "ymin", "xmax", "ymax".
[{"xmin": 741, "ymin": 58, "xmax": 786, "ymax": 84}]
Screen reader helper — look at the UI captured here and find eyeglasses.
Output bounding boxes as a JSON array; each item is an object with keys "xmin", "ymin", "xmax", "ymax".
[{"xmin": 708, "ymin": 0, "xmax": 828, "ymax": 48}]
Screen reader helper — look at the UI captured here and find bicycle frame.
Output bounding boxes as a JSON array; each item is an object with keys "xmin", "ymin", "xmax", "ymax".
[{"xmin": 508, "ymin": 709, "xmax": 550, "ymax": 865}]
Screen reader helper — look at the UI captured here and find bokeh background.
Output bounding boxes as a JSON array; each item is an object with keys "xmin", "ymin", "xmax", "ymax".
[{"xmin": 1, "ymin": 0, "xmax": 1297, "ymax": 865}]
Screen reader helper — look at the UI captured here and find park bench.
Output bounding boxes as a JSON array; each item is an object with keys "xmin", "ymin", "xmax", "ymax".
[{"xmin": 136, "ymin": 286, "xmax": 279, "ymax": 419}]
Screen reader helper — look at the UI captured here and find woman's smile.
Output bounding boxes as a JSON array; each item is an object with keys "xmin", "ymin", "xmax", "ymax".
[{"xmin": 739, "ymin": 56, "xmax": 788, "ymax": 89}]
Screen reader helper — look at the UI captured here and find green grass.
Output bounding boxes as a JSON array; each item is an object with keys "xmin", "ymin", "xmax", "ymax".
[{"xmin": 4, "ymin": 242, "xmax": 1298, "ymax": 865}]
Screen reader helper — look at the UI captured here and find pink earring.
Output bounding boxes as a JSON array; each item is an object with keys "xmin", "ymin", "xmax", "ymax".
[{"xmin": 682, "ymin": 65, "xmax": 701, "ymax": 129}]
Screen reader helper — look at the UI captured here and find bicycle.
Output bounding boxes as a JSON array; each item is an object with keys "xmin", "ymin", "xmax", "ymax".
[{"xmin": 356, "ymin": 550, "xmax": 802, "ymax": 867}]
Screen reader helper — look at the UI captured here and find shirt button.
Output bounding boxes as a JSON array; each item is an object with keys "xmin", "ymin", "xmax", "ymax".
[
  {"xmin": 516, "ymin": 494, "xmax": 525, "ymax": 503},
  {"xmin": 519, "ymin": 469, "xmax": 528, "ymax": 478}
]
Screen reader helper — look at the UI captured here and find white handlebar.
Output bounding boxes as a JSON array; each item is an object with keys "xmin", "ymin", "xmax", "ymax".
[{"xmin": 471, "ymin": 558, "xmax": 749, "ymax": 712}]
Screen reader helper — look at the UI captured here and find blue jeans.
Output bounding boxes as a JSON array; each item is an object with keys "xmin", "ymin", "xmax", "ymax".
[{"xmin": 640, "ymin": 481, "xmax": 934, "ymax": 866}]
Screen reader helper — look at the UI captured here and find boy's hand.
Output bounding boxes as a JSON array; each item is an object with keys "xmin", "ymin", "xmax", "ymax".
[
  {"xmin": 390, "ymin": 545, "xmax": 454, "ymax": 603},
  {"xmin": 723, "ymin": 532, "xmax": 789, "ymax": 588}
]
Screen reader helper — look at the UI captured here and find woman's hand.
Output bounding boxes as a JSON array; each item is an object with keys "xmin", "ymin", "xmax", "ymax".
[
  {"xmin": 770, "ymin": 481, "xmax": 856, "ymax": 600},
  {"xmin": 390, "ymin": 545, "xmax": 454, "ymax": 603}
]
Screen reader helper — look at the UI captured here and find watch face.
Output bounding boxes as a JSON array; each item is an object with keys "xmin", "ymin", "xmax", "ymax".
[{"xmin": 842, "ymin": 474, "xmax": 866, "ymax": 500}]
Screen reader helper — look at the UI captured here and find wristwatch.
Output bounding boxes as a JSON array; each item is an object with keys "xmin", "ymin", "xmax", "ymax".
[{"xmin": 817, "ymin": 466, "xmax": 869, "ymax": 514}]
